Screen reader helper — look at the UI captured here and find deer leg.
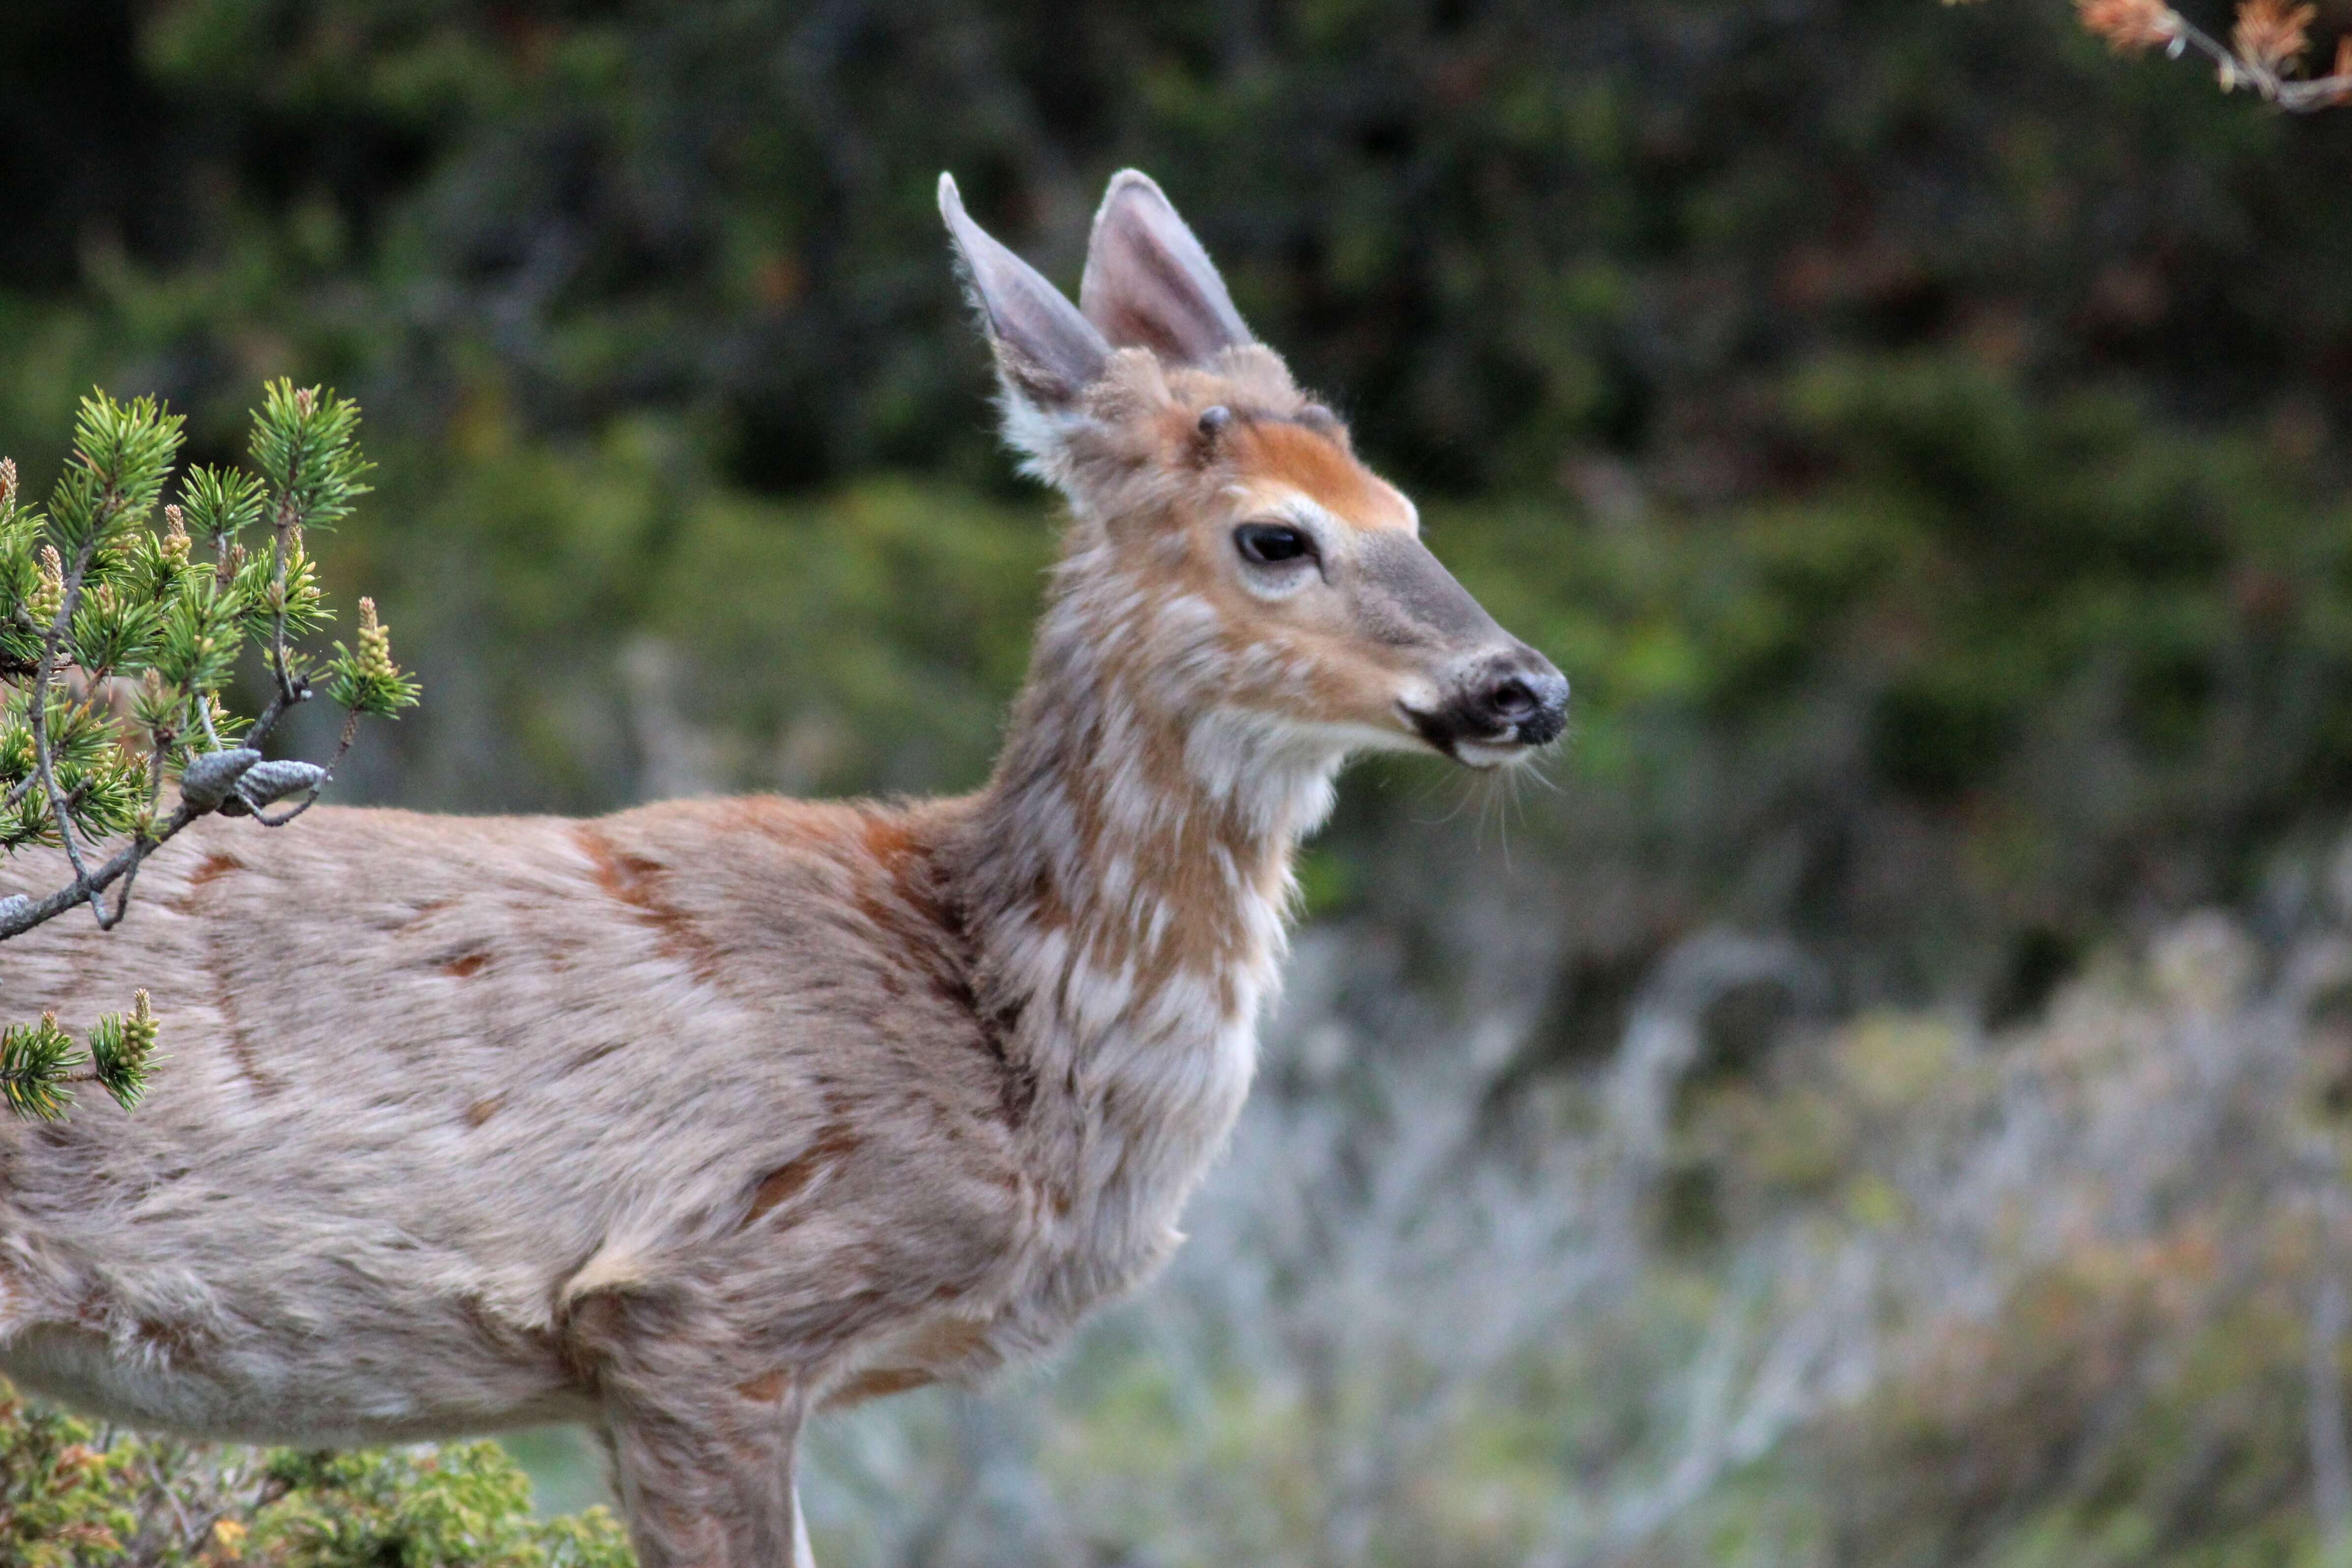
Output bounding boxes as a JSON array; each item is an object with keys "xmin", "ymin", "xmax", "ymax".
[{"xmin": 602, "ymin": 1374, "xmax": 814, "ymax": 1568}]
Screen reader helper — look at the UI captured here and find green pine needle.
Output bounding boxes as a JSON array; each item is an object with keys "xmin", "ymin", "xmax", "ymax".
[
  {"xmin": 87, "ymin": 991, "xmax": 158, "ymax": 1111},
  {"xmin": 0, "ymin": 1014, "xmax": 82, "ymax": 1122},
  {"xmin": 48, "ymin": 391, "xmax": 185, "ymax": 553},
  {"xmin": 249, "ymin": 380, "xmax": 372, "ymax": 533},
  {"xmin": 177, "ymin": 464, "xmax": 266, "ymax": 553}
]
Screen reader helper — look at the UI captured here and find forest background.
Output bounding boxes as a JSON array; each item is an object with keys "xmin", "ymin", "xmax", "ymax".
[{"xmin": 10, "ymin": 0, "xmax": 2352, "ymax": 1563}]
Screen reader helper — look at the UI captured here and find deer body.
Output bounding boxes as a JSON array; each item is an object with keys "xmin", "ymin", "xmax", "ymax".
[{"xmin": 0, "ymin": 172, "xmax": 1566, "ymax": 1567}]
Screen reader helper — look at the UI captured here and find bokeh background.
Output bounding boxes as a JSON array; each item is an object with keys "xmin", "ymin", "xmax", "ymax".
[{"xmin": 12, "ymin": 0, "xmax": 2352, "ymax": 1562}]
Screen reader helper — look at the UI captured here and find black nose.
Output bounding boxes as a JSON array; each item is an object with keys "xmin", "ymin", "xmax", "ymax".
[{"xmin": 1469, "ymin": 655, "xmax": 1569, "ymax": 745}]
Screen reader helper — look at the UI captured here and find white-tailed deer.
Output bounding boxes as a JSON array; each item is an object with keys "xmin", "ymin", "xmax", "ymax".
[{"xmin": 0, "ymin": 170, "xmax": 1566, "ymax": 1566}]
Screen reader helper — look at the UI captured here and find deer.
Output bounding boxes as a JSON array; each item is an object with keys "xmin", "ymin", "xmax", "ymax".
[{"xmin": 0, "ymin": 170, "xmax": 1568, "ymax": 1567}]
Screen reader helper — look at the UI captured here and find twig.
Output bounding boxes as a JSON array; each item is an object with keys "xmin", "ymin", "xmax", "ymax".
[
  {"xmin": 11, "ymin": 665, "xmax": 332, "ymax": 935},
  {"xmin": 99, "ymin": 839, "xmax": 148, "ymax": 932},
  {"xmin": 252, "ymin": 707, "xmax": 355, "ymax": 828},
  {"xmin": 0, "ymin": 674, "xmax": 319, "ymax": 942},
  {"xmin": 2163, "ymin": 11, "xmax": 2352, "ymax": 110},
  {"xmin": 2068, "ymin": 0, "xmax": 2352, "ymax": 109},
  {"xmin": 0, "ymin": 801, "xmax": 200, "ymax": 940},
  {"xmin": 266, "ymin": 404, "xmax": 304, "ymax": 705},
  {"xmin": 102, "ymin": 735, "xmax": 175, "ymax": 930},
  {"xmin": 29, "ymin": 534, "xmax": 106, "ymax": 924}
]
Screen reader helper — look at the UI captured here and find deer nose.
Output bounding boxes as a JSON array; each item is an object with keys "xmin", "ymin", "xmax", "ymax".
[{"xmin": 1468, "ymin": 653, "xmax": 1569, "ymax": 745}]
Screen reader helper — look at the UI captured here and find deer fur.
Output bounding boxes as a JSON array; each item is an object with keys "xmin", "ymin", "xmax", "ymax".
[{"xmin": 0, "ymin": 170, "xmax": 1567, "ymax": 1567}]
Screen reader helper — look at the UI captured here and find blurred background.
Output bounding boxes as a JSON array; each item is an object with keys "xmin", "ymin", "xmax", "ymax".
[{"xmin": 11, "ymin": 0, "xmax": 2352, "ymax": 1562}]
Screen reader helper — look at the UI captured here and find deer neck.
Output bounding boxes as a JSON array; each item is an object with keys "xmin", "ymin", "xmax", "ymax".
[{"xmin": 953, "ymin": 539, "xmax": 1342, "ymax": 1287}]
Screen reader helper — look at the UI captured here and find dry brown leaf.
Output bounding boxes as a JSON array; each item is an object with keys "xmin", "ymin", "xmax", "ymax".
[
  {"xmin": 2234, "ymin": 0, "xmax": 2317, "ymax": 73},
  {"xmin": 2076, "ymin": 0, "xmax": 2182, "ymax": 50}
]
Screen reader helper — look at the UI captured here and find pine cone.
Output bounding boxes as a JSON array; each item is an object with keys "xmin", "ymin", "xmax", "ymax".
[
  {"xmin": 177, "ymin": 749, "xmax": 262, "ymax": 810},
  {"xmin": 234, "ymin": 759, "xmax": 327, "ymax": 811}
]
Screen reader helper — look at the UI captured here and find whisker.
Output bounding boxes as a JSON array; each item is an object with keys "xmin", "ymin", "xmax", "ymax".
[
  {"xmin": 1401, "ymin": 758, "xmax": 1456, "ymax": 823},
  {"xmin": 1515, "ymin": 763, "xmax": 1540, "ymax": 830},
  {"xmin": 1494, "ymin": 772, "xmax": 1514, "ymax": 873},
  {"xmin": 1413, "ymin": 771, "xmax": 1476, "ymax": 827}
]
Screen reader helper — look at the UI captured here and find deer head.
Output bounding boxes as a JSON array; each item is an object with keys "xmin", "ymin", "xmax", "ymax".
[{"xmin": 939, "ymin": 169, "xmax": 1566, "ymax": 774}]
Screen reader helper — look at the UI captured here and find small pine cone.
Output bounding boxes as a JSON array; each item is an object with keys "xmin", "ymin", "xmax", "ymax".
[
  {"xmin": 235, "ymin": 759, "xmax": 326, "ymax": 810},
  {"xmin": 178, "ymin": 748, "xmax": 261, "ymax": 810},
  {"xmin": 355, "ymin": 597, "xmax": 397, "ymax": 680},
  {"xmin": 32, "ymin": 545, "xmax": 63, "ymax": 623}
]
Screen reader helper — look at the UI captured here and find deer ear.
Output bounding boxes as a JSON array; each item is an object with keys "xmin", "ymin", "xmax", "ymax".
[
  {"xmin": 1081, "ymin": 170, "xmax": 1253, "ymax": 365},
  {"xmin": 939, "ymin": 174, "xmax": 1110, "ymax": 424}
]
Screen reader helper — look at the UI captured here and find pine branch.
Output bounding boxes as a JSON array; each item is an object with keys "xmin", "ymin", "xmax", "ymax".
[
  {"xmin": 1965, "ymin": 0, "xmax": 2352, "ymax": 109},
  {"xmin": 0, "ymin": 384, "xmax": 419, "ymax": 1120},
  {"xmin": 85, "ymin": 991, "xmax": 157, "ymax": 1111},
  {"xmin": 0, "ymin": 1014, "xmax": 79, "ymax": 1122}
]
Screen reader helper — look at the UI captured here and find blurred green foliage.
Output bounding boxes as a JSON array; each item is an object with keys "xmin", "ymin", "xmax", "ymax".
[
  {"xmin": 3, "ymin": 0, "xmax": 2345, "ymax": 1003},
  {"xmin": 11, "ymin": 0, "xmax": 2352, "ymax": 492},
  {"xmin": 0, "ymin": 1381, "xmax": 631, "ymax": 1567}
]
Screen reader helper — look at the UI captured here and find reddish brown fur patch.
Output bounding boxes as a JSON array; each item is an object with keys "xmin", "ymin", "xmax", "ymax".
[
  {"xmin": 575, "ymin": 827, "xmax": 723, "ymax": 984},
  {"xmin": 825, "ymin": 1314, "xmax": 994, "ymax": 1406},
  {"xmin": 856, "ymin": 812, "xmax": 922, "ymax": 866},
  {"xmin": 1025, "ymin": 644, "xmax": 1293, "ymax": 993},
  {"xmin": 465, "ymin": 1096, "xmax": 504, "ymax": 1128},
  {"xmin": 825, "ymin": 1367, "xmax": 932, "ymax": 1407},
  {"xmin": 906, "ymin": 1315, "xmax": 991, "ymax": 1364},
  {"xmin": 1229, "ymin": 420, "xmax": 1414, "ymax": 530},
  {"xmin": 854, "ymin": 810, "xmax": 1037, "ymax": 1127},
  {"xmin": 713, "ymin": 794, "xmax": 846, "ymax": 844},
  {"xmin": 562, "ymin": 1038, "xmax": 628, "ymax": 1074},
  {"xmin": 189, "ymin": 851, "xmax": 240, "ymax": 885},
  {"xmin": 173, "ymin": 851, "xmax": 241, "ymax": 914},
  {"xmin": 208, "ymin": 945, "xmax": 281, "ymax": 1099},
  {"xmin": 443, "ymin": 952, "xmax": 489, "ymax": 979},
  {"xmin": 735, "ymin": 1368, "xmax": 793, "ymax": 1403},
  {"xmin": 742, "ymin": 1124, "xmax": 864, "ymax": 1228}
]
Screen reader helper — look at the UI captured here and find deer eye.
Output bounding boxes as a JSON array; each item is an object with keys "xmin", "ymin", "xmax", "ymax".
[{"xmin": 1235, "ymin": 523, "xmax": 1314, "ymax": 567}]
